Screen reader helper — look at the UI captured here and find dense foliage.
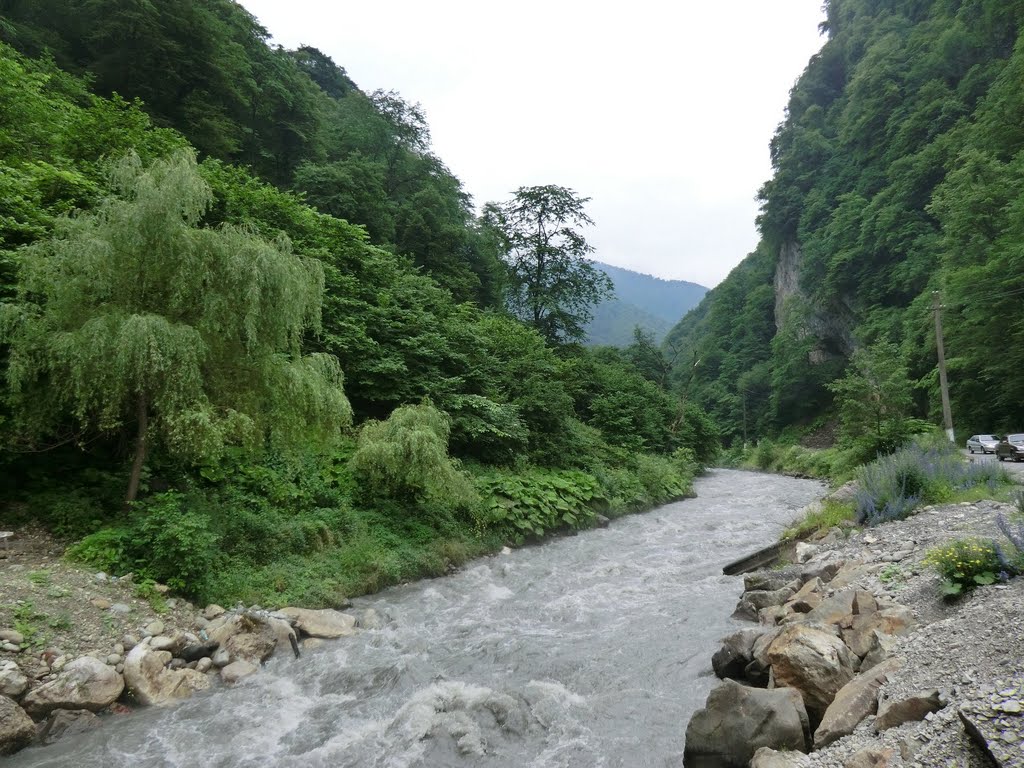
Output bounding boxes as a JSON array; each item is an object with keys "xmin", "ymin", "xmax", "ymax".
[
  {"xmin": 667, "ymin": 0, "xmax": 1024, "ymax": 444},
  {"xmin": 0, "ymin": 14, "xmax": 718, "ymax": 607}
]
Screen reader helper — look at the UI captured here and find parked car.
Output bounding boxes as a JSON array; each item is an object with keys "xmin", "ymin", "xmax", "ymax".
[
  {"xmin": 996, "ymin": 434, "xmax": 1024, "ymax": 462},
  {"xmin": 966, "ymin": 434, "xmax": 1000, "ymax": 454}
]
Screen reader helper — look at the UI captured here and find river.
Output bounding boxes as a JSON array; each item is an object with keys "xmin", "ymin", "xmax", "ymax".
[{"xmin": 8, "ymin": 469, "xmax": 824, "ymax": 768}]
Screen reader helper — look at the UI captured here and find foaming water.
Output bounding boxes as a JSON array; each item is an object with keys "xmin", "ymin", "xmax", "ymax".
[{"xmin": 7, "ymin": 469, "xmax": 823, "ymax": 768}]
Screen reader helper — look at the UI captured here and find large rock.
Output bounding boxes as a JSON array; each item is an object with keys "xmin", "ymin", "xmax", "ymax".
[
  {"xmin": 766, "ymin": 624, "xmax": 858, "ymax": 724},
  {"xmin": 208, "ymin": 612, "xmax": 296, "ymax": 664},
  {"xmin": 875, "ymin": 690, "xmax": 944, "ymax": 731},
  {"xmin": 37, "ymin": 708, "xmax": 102, "ymax": 745},
  {"xmin": 744, "ymin": 569, "xmax": 803, "ymax": 593},
  {"xmin": 814, "ymin": 657, "xmax": 902, "ymax": 748},
  {"xmin": 21, "ymin": 656, "xmax": 124, "ymax": 717},
  {"xmin": 684, "ymin": 679, "xmax": 809, "ymax": 767},
  {"xmin": 123, "ymin": 643, "xmax": 211, "ymax": 706},
  {"xmin": 279, "ymin": 607, "xmax": 356, "ymax": 639},
  {"xmin": 802, "ymin": 590, "xmax": 856, "ymax": 627},
  {"xmin": 712, "ymin": 628, "xmax": 765, "ymax": 681},
  {"xmin": 0, "ymin": 695, "xmax": 35, "ymax": 755}
]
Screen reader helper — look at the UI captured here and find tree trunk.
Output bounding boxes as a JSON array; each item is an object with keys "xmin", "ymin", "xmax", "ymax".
[{"xmin": 125, "ymin": 394, "xmax": 148, "ymax": 505}]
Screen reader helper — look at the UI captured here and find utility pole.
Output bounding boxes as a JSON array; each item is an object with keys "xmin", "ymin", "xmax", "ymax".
[{"xmin": 932, "ymin": 291, "xmax": 955, "ymax": 443}]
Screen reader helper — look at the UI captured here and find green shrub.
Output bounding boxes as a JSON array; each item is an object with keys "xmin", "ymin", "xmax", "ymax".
[
  {"xmin": 65, "ymin": 527, "xmax": 133, "ymax": 572},
  {"xmin": 476, "ymin": 468, "xmax": 605, "ymax": 543}
]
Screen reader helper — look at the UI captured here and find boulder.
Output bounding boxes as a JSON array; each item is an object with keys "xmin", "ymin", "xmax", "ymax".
[
  {"xmin": 875, "ymin": 690, "xmax": 944, "ymax": 731},
  {"xmin": 21, "ymin": 656, "xmax": 124, "ymax": 717},
  {"xmin": 180, "ymin": 640, "xmax": 219, "ymax": 663},
  {"xmin": 745, "ymin": 587, "xmax": 799, "ymax": 611},
  {"xmin": 766, "ymin": 624, "xmax": 858, "ymax": 724},
  {"xmin": 843, "ymin": 606, "xmax": 915, "ymax": 659},
  {"xmin": 0, "ymin": 695, "xmax": 35, "ymax": 755},
  {"xmin": 712, "ymin": 628, "xmax": 765, "ymax": 681},
  {"xmin": 800, "ymin": 557, "xmax": 843, "ymax": 585},
  {"xmin": 684, "ymin": 679, "xmax": 809, "ymax": 767},
  {"xmin": 814, "ymin": 657, "xmax": 902, "ymax": 748},
  {"xmin": 802, "ymin": 590, "xmax": 856, "ymax": 627},
  {"xmin": 744, "ymin": 569, "xmax": 803, "ymax": 593},
  {"xmin": 37, "ymin": 708, "xmax": 102, "ymax": 745},
  {"xmin": 278, "ymin": 607, "xmax": 356, "ymax": 639},
  {"xmin": 750, "ymin": 746, "xmax": 811, "ymax": 767},
  {"xmin": 123, "ymin": 643, "xmax": 211, "ymax": 706}
]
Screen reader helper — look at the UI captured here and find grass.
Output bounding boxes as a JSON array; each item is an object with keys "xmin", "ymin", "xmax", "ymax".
[{"xmin": 782, "ymin": 498, "xmax": 856, "ymax": 541}]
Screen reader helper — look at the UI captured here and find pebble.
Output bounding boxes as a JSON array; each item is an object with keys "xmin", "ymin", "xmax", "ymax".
[
  {"xmin": 0, "ymin": 629, "xmax": 25, "ymax": 645},
  {"xmin": 143, "ymin": 620, "xmax": 164, "ymax": 637},
  {"xmin": 109, "ymin": 603, "xmax": 131, "ymax": 616}
]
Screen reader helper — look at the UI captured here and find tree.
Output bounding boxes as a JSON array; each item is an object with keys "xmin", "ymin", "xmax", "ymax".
[
  {"xmin": 1, "ymin": 150, "xmax": 352, "ymax": 503},
  {"xmin": 826, "ymin": 340, "xmax": 917, "ymax": 458},
  {"xmin": 488, "ymin": 185, "xmax": 613, "ymax": 344}
]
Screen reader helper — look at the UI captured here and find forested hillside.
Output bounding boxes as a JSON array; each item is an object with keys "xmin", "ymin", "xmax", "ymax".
[
  {"xmin": 667, "ymin": 0, "xmax": 1024, "ymax": 447},
  {"xmin": 583, "ymin": 263, "xmax": 706, "ymax": 347},
  {"xmin": 0, "ymin": 2, "xmax": 717, "ymax": 606}
]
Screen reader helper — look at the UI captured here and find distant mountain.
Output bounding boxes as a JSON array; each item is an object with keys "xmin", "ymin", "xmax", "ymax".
[{"xmin": 584, "ymin": 262, "xmax": 707, "ymax": 347}]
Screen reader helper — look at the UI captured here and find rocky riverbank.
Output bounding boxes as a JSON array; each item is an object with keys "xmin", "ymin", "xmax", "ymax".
[
  {"xmin": 0, "ymin": 526, "xmax": 377, "ymax": 756},
  {"xmin": 687, "ymin": 494, "xmax": 1024, "ymax": 767}
]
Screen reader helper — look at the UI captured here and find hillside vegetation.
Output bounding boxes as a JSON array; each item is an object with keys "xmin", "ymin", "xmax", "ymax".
[
  {"xmin": 668, "ymin": 0, "xmax": 1024, "ymax": 448},
  {"xmin": 584, "ymin": 262, "xmax": 706, "ymax": 347},
  {"xmin": 0, "ymin": 4, "xmax": 718, "ymax": 607}
]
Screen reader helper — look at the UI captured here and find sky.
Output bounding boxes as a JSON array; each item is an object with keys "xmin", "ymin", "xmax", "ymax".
[{"xmin": 240, "ymin": 1, "xmax": 827, "ymax": 288}]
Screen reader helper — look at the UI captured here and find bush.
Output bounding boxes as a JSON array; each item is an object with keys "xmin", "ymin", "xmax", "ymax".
[
  {"xmin": 476, "ymin": 468, "xmax": 606, "ymax": 544},
  {"xmin": 855, "ymin": 438, "xmax": 1008, "ymax": 526}
]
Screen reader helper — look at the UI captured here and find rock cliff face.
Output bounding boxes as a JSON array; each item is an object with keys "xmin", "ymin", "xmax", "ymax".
[{"xmin": 773, "ymin": 241, "xmax": 856, "ymax": 364}]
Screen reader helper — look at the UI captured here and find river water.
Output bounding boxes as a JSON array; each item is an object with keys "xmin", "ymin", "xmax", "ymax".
[{"xmin": 8, "ymin": 469, "xmax": 824, "ymax": 768}]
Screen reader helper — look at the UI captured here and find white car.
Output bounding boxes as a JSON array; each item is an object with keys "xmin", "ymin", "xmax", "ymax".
[{"xmin": 966, "ymin": 434, "xmax": 1000, "ymax": 454}]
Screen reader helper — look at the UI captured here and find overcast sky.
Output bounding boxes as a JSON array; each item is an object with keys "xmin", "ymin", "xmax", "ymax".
[{"xmin": 240, "ymin": 1, "xmax": 826, "ymax": 288}]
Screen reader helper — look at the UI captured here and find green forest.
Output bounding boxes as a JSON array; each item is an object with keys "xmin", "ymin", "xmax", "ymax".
[
  {"xmin": 668, "ymin": 0, "xmax": 1024, "ymax": 455},
  {"xmin": 5, "ymin": 0, "xmax": 1024, "ymax": 608},
  {"xmin": 0, "ymin": 1, "xmax": 716, "ymax": 606}
]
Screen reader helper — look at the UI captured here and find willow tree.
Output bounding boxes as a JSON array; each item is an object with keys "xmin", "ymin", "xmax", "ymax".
[{"xmin": 1, "ymin": 150, "xmax": 352, "ymax": 502}]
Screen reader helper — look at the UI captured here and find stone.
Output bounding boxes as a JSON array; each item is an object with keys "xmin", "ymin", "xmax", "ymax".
[
  {"xmin": 109, "ymin": 603, "xmax": 131, "ymax": 616},
  {"xmin": 0, "ymin": 695, "xmax": 35, "ymax": 756},
  {"xmin": 685, "ymin": 679, "xmax": 810, "ymax": 767},
  {"xmin": 149, "ymin": 632, "xmax": 187, "ymax": 655},
  {"xmin": 814, "ymin": 657, "xmax": 902, "ymax": 748},
  {"xmin": 220, "ymin": 659, "xmax": 258, "ymax": 684},
  {"xmin": 0, "ymin": 661, "xmax": 29, "ymax": 698},
  {"xmin": 750, "ymin": 746, "xmax": 811, "ymax": 767},
  {"xmin": 211, "ymin": 648, "xmax": 231, "ymax": 668},
  {"xmin": 712, "ymin": 628, "xmax": 765, "ymax": 681},
  {"xmin": 875, "ymin": 690, "xmax": 944, "ymax": 731},
  {"xmin": 744, "ymin": 569, "xmax": 803, "ymax": 593},
  {"xmin": 121, "ymin": 634, "xmax": 139, "ymax": 651},
  {"xmin": 195, "ymin": 657, "xmax": 213, "ymax": 674},
  {"xmin": 844, "ymin": 747, "xmax": 895, "ymax": 767},
  {"xmin": 37, "ymin": 708, "xmax": 102, "ymax": 746},
  {"xmin": 122, "ymin": 644, "xmax": 211, "ymax": 706},
  {"xmin": 180, "ymin": 641, "xmax": 219, "ymax": 663},
  {"xmin": 21, "ymin": 656, "xmax": 125, "ymax": 717},
  {"xmin": 766, "ymin": 624, "xmax": 858, "ymax": 724},
  {"xmin": 795, "ymin": 542, "xmax": 819, "ymax": 563},
  {"xmin": 203, "ymin": 604, "xmax": 226, "ymax": 620},
  {"xmin": 105, "ymin": 654, "xmax": 121, "ymax": 666},
  {"xmin": 802, "ymin": 590, "xmax": 856, "ymax": 627},
  {"xmin": 0, "ymin": 630, "xmax": 24, "ymax": 645},
  {"xmin": 90, "ymin": 597, "xmax": 111, "ymax": 610},
  {"xmin": 143, "ymin": 620, "xmax": 165, "ymax": 637},
  {"xmin": 278, "ymin": 607, "xmax": 357, "ymax": 639},
  {"xmin": 745, "ymin": 586, "xmax": 799, "ymax": 611}
]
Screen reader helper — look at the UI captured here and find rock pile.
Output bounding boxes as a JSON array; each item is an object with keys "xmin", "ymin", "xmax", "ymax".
[
  {"xmin": 686, "ymin": 497, "xmax": 1024, "ymax": 768},
  {"xmin": 0, "ymin": 601, "xmax": 372, "ymax": 756}
]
